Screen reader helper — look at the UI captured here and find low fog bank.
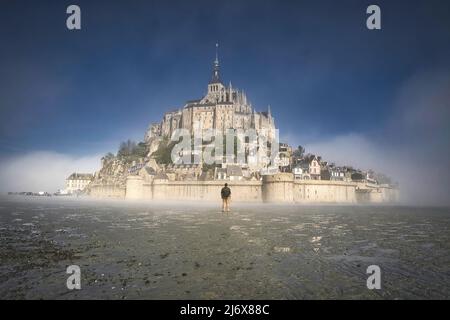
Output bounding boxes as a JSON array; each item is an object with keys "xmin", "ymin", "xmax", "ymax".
[
  {"xmin": 0, "ymin": 194, "xmax": 414, "ymax": 210},
  {"xmin": 0, "ymin": 151, "xmax": 101, "ymax": 193},
  {"xmin": 306, "ymin": 69, "xmax": 450, "ymax": 206}
]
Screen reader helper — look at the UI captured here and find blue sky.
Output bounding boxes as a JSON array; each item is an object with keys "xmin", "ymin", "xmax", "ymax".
[
  {"xmin": 0, "ymin": 0, "xmax": 448, "ymax": 154},
  {"xmin": 1, "ymin": 0, "xmax": 450, "ymax": 203}
]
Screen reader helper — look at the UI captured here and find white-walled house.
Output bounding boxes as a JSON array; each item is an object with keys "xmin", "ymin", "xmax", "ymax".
[
  {"xmin": 330, "ymin": 166, "xmax": 345, "ymax": 181},
  {"xmin": 308, "ymin": 156, "xmax": 321, "ymax": 180},
  {"xmin": 65, "ymin": 173, "xmax": 93, "ymax": 194},
  {"xmin": 293, "ymin": 165, "xmax": 311, "ymax": 180}
]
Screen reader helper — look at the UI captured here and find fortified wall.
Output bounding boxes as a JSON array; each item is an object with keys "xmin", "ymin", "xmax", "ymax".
[
  {"xmin": 90, "ymin": 173, "xmax": 398, "ymax": 204},
  {"xmin": 89, "ymin": 184, "xmax": 126, "ymax": 198}
]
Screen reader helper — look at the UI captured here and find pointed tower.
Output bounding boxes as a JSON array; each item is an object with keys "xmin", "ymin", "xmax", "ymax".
[
  {"xmin": 210, "ymin": 43, "xmax": 221, "ymax": 84},
  {"xmin": 208, "ymin": 43, "xmax": 224, "ymax": 96}
]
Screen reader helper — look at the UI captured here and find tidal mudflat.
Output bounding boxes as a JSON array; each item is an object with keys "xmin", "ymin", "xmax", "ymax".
[{"xmin": 1, "ymin": 196, "xmax": 449, "ymax": 299}]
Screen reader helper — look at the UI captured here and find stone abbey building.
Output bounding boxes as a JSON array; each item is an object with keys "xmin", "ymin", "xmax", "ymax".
[{"xmin": 145, "ymin": 46, "xmax": 276, "ymax": 143}]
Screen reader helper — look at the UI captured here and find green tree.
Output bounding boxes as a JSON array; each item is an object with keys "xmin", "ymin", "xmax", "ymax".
[
  {"xmin": 293, "ymin": 145, "xmax": 305, "ymax": 159},
  {"xmin": 116, "ymin": 140, "xmax": 149, "ymax": 163},
  {"xmin": 117, "ymin": 139, "xmax": 137, "ymax": 158},
  {"xmin": 134, "ymin": 142, "xmax": 148, "ymax": 158},
  {"xmin": 103, "ymin": 152, "xmax": 115, "ymax": 162},
  {"xmin": 152, "ymin": 137, "xmax": 176, "ymax": 164}
]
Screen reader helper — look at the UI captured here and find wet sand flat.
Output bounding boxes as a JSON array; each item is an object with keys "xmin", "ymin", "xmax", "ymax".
[{"xmin": 1, "ymin": 196, "xmax": 449, "ymax": 299}]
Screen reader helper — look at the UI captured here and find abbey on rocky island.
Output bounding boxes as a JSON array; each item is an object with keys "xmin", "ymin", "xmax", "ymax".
[
  {"xmin": 87, "ymin": 45, "xmax": 398, "ymax": 204},
  {"xmin": 144, "ymin": 44, "xmax": 276, "ymax": 146}
]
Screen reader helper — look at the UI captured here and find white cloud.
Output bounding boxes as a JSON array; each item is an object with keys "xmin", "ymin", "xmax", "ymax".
[
  {"xmin": 305, "ymin": 133, "xmax": 379, "ymax": 171},
  {"xmin": 302, "ymin": 69, "xmax": 450, "ymax": 206},
  {"xmin": 0, "ymin": 151, "xmax": 101, "ymax": 193}
]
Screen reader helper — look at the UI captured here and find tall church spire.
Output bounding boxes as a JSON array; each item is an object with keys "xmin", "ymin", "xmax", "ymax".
[
  {"xmin": 215, "ymin": 42, "xmax": 219, "ymax": 65},
  {"xmin": 210, "ymin": 43, "xmax": 221, "ymax": 84}
]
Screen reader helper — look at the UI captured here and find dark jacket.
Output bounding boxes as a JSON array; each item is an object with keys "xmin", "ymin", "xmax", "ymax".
[{"xmin": 221, "ymin": 186, "xmax": 231, "ymax": 199}]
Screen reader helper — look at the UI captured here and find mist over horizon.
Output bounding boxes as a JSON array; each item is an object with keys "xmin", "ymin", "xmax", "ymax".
[
  {"xmin": 1, "ymin": 67, "xmax": 449, "ymax": 206},
  {"xmin": 1, "ymin": 0, "xmax": 450, "ymax": 206},
  {"xmin": 0, "ymin": 151, "xmax": 102, "ymax": 194},
  {"xmin": 304, "ymin": 68, "xmax": 450, "ymax": 206}
]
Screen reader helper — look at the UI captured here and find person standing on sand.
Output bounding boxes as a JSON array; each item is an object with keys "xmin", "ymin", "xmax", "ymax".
[{"xmin": 221, "ymin": 183, "xmax": 231, "ymax": 212}]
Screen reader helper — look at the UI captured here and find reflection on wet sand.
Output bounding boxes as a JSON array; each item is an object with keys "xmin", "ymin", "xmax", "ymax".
[{"xmin": 0, "ymin": 196, "xmax": 449, "ymax": 299}]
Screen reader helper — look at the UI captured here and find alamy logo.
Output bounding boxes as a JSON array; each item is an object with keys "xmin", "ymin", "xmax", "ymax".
[
  {"xmin": 366, "ymin": 265, "xmax": 381, "ymax": 290},
  {"xmin": 66, "ymin": 265, "xmax": 81, "ymax": 290},
  {"xmin": 66, "ymin": 5, "xmax": 81, "ymax": 30},
  {"xmin": 169, "ymin": 128, "xmax": 280, "ymax": 166},
  {"xmin": 366, "ymin": 5, "xmax": 381, "ymax": 30}
]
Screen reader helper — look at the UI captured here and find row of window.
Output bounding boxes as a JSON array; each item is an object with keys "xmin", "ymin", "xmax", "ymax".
[{"xmin": 210, "ymin": 85, "xmax": 222, "ymax": 92}]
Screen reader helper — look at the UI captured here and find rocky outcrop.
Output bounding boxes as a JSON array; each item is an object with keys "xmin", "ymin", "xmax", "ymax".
[{"xmin": 87, "ymin": 157, "xmax": 137, "ymax": 194}]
